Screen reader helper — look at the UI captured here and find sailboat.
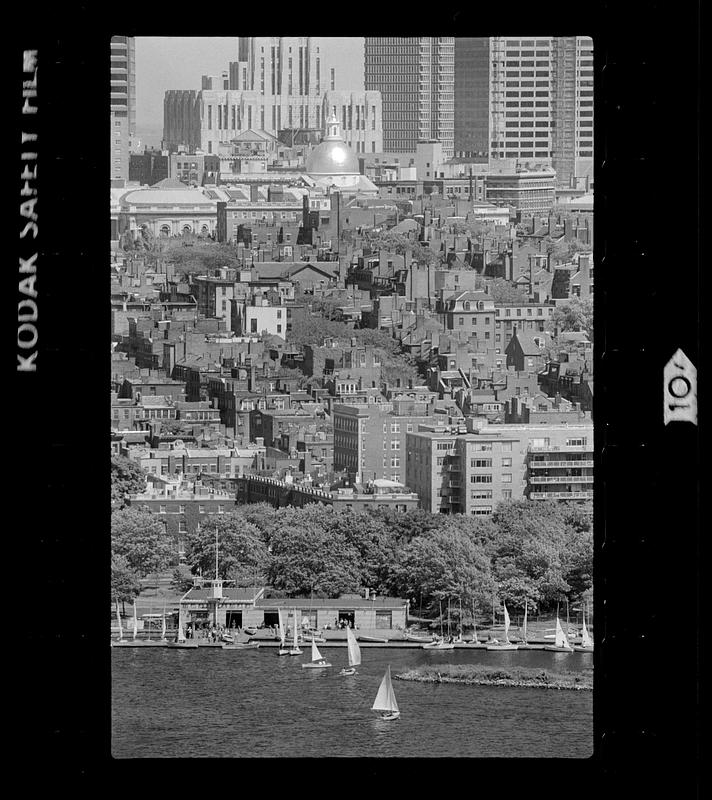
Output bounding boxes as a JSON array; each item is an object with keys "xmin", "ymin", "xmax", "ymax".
[
  {"xmin": 573, "ymin": 605, "xmax": 594, "ymax": 652},
  {"xmin": 289, "ymin": 608, "xmax": 302, "ymax": 655},
  {"xmin": 301, "ymin": 638, "xmax": 332, "ymax": 669},
  {"xmin": 372, "ymin": 665, "xmax": 400, "ymax": 720},
  {"xmin": 339, "ymin": 626, "xmax": 361, "ymax": 675},
  {"xmin": 520, "ymin": 600, "xmax": 529, "ymax": 647},
  {"xmin": 115, "ymin": 599, "xmax": 123, "ymax": 642},
  {"xmin": 486, "ymin": 601, "xmax": 519, "ymax": 650},
  {"xmin": 544, "ymin": 616, "xmax": 574, "ymax": 652},
  {"xmin": 131, "ymin": 600, "xmax": 139, "ymax": 641},
  {"xmin": 423, "ymin": 599, "xmax": 455, "ymax": 649},
  {"xmin": 160, "ymin": 602, "xmax": 167, "ymax": 642},
  {"xmin": 277, "ymin": 608, "xmax": 290, "ymax": 656}
]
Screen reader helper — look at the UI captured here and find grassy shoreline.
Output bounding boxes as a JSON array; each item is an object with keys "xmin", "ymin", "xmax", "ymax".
[{"xmin": 395, "ymin": 664, "xmax": 593, "ymax": 691}]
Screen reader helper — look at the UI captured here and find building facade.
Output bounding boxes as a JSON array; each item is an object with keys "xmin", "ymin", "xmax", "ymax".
[
  {"xmin": 406, "ymin": 420, "xmax": 593, "ymax": 514},
  {"xmin": 365, "ymin": 37, "xmax": 455, "ymax": 158},
  {"xmin": 110, "ymin": 36, "xmax": 136, "ymax": 182},
  {"xmin": 454, "ymin": 37, "xmax": 490, "ymax": 159},
  {"xmin": 488, "ymin": 36, "xmax": 594, "ymax": 186},
  {"xmin": 164, "ymin": 38, "xmax": 382, "ymax": 157}
]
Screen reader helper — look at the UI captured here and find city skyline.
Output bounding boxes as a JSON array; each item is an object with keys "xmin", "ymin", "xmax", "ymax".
[{"xmin": 135, "ymin": 37, "xmax": 365, "ymax": 146}]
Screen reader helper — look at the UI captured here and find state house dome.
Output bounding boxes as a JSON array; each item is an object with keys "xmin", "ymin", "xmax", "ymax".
[{"xmin": 305, "ymin": 113, "xmax": 360, "ymax": 176}]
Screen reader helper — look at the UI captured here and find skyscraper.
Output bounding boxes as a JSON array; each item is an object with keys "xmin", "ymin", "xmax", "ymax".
[
  {"xmin": 454, "ymin": 38, "xmax": 490, "ymax": 159},
  {"xmin": 110, "ymin": 36, "xmax": 136, "ymax": 182},
  {"xmin": 364, "ymin": 37, "xmax": 454, "ymax": 158},
  {"xmin": 488, "ymin": 36, "xmax": 593, "ymax": 186}
]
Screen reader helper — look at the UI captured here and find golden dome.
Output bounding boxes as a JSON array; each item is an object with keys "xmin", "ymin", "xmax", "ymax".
[{"xmin": 306, "ymin": 113, "xmax": 359, "ymax": 176}]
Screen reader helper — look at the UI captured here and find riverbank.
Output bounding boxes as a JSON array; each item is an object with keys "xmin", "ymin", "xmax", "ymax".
[{"xmin": 395, "ymin": 664, "xmax": 593, "ymax": 690}]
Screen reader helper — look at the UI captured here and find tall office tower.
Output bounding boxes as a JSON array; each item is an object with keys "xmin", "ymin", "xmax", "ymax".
[
  {"xmin": 110, "ymin": 35, "xmax": 136, "ymax": 181},
  {"xmin": 488, "ymin": 36, "xmax": 593, "ymax": 186},
  {"xmin": 364, "ymin": 37, "xmax": 455, "ymax": 158},
  {"xmin": 454, "ymin": 38, "xmax": 490, "ymax": 159}
]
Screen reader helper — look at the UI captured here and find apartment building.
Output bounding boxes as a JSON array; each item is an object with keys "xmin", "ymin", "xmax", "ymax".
[
  {"xmin": 110, "ymin": 36, "xmax": 136, "ymax": 181},
  {"xmin": 406, "ymin": 419, "xmax": 593, "ymax": 514}
]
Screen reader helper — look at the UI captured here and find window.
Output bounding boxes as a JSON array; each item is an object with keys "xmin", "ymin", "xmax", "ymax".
[
  {"xmin": 471, "ymin": 490, "xmax": 492, "ymax": 499},
  {"xmin": 178, "ymin": 519, "xmax": 187, "ymax": 533},
  {"xmin": 501, "ymin": 458, "xmax": 512, "ymax": 467},
  {"xmin": 178, "ymin": 505, "xmax": 186, "ymax": 513},
  {"xmin": 470, "ymin": 475, "xmax": 493, "ymax": 484},
  {"xmin": 470, "ymin": 459, "xmax": 492, "ymax": 468},
  {"xmin": 502, "ymin": 474, "xmax": 513, "ymax": 483},
  {"xmin": 472, "ymin": 506, "xmax": 493, "ymax": 516},
  {"xmin": 502, "ymin": 489, "xmax": 513, "ymax": 499},
  {"xmin": 567, "ymin": 438, "xmax": 587, "ymax": 447},
  {"xmin": 198, "ymin": 505, "xmax": 206, "ymax": 514},
  {"xmin": 159, "ymin": 505, "xmax": 166, "ymax": 514}
]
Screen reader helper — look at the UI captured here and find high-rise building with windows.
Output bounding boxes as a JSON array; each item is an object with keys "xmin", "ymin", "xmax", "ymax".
[
  {"xmin": 110, "ymin": 36, "xmax": 136, "ymax": 182},
  {"xmin": 364, "ymin": 37, "xmax": 455, "ymax": 158},
  {"xmin": 488, "ymin": 36, "xmax": 594, "ymax": 186},
  {"xmin": 454, "ymin": 38, "xmax": 490, "ymax": 159}
]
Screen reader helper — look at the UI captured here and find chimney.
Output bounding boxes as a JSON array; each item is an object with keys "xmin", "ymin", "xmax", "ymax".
[{"xmin": 250, "ymin": 184, "xmax": 259, "ymax": 202}]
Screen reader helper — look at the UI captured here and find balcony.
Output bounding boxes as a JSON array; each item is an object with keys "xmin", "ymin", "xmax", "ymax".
[
  {"xmin": 529, "ymin": 460, "xmax": 594, "ymax": 468},
  {"xmin": 528, "ymin": 444, "xmax": 592, "ymax": 453},
  {"xmin": 529, "ymin": 491, "xmax": 593, "ymax": 500},
  {"xmin": 529, "ymin": 475, "xmax": 594, "ymax": 484}
]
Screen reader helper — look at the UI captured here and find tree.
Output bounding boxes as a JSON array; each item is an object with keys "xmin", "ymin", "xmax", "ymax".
[
  {"xmin": 111, "ymin": 554, "xmax": 141, "ymax": 611},
  {"xmin": 488, "ymin": 278, "xmax": 529, "ymax": 304},
  {"xmin": 390, "ymin": 526, "xmax": 494, "ymax": 617},
  {"xmin": 111, "ymin": 456, "xmax": 148, "ymax": 509},
  {"xmin": 547, "ymin": 297, "xmax": 594, "ymax": 338},
  {"xmin": 169, "ymin": 563, "xmax": 195, "ymax": 594},
  {"xmin": 111, "ymin": 508, "xmax": 176, "ymax": 577},
  {"xmin": 184, "ymin": 513, "xmax": 271, "ymax": 586},
  {"xmin": 267, "ymin": 506, "xmax": 362, "ymax": 596}
]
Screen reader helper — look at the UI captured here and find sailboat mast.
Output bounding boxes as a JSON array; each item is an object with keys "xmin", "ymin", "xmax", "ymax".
[{"xmin": 523, "ymin": 599, "xmax": 528, "ymax": 644}]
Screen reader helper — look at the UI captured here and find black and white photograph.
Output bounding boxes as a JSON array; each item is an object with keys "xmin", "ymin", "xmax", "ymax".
[
  {"xmin": 13, "ymin": 4, "xmax": 699, "ymax": 788},
  {"xmin": 108, "ymin": 35, "xmax": 595, "ymax": 759}
]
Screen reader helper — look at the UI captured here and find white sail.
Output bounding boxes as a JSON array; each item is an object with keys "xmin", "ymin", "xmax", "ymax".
[
  {"xmin": 503, "ymin": 603, "xmax": 511, "ymax": 642},
  {"xmin": 278, "ymin": 609, "xmax": 286, "ymax": 646},
  {"xmin": 554, "ymin": 616, "xmax": 569, "ymax": 648},
  {"xmin": 292, "ymin": 609, "xmax": 299, "ymax": 648},
  {"xmin": 372, "ymin": 665, "xmax": 399, "ymax": 714},
  {"xmin": 161, "ymin": 604, "xmax": 167, "ymax": 640},
  {"xmin": 311, "ymin": 639, "xmax": 324, "ymax": 662},
  {"xmin": 177, "ymin": 608, "xmax": 186, "ymax": 643},
  {"xmin": 346, "ymin": 626, "xmax": 361, "ymax": 667},
  {"xmin": 132, "ymin": 601, "xmax": 138, "ymax": 640},
  {"xmin": 581, "ymin": 617, "xmax": 592, "ymax": 648},
  {"xmin": 116, "ymin": 600, "xmax": 123, "ymax": 641}
]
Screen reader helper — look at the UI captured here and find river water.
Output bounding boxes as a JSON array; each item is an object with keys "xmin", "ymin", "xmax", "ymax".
[{"xmin": 111, "ymin": 647, "xmax": 593, "ymax": 758}]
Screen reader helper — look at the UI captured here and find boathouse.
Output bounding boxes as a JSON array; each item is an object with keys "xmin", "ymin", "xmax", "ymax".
[{"xmin": 179, "ymin": 581, "xmax": 408, "ymax": 632}]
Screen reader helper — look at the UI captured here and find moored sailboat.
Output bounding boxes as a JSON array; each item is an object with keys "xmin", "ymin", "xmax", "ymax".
[
  {"xmin": 486, "ymin": 601, "xmax": 519, "ymax": 650},
  {"xmin": 544, "ymin": 615, "xmax": 574, "ymax": 652},
  {"xmin": 289, "ymin": 608, "xmax": 302, "ymax": 655},
  {"xmin": 423, "ymin": 599, "xmax": 455, "ymax": 649},
  {"xmin": 339, "ymin": 626, "xmax": 361, "ymax": 675},
  {"xmin": 573, "ymin": 605, "xmax": 593, "ymax": 652},
  {"xmin": 372, "ymin": 665, "xmax": 400, "ymax": 720},
  {"xmin": 301, "ymin": 638, "xmax": 332, "ymax": 669},
  {"xmin": 277, "ymin": 609, "xmax": 290, "ymax": 656}
]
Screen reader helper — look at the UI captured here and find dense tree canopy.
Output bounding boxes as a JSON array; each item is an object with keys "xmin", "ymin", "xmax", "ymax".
[
  {"xmin": 184, "ymin": 513, "xmax": 271, "ymax": 586},
  {"xmin": 487, "ymin": 278, "xmax": 529, "ymax": 304},
  {"xmin": 547, "ymin": 297, "xmax": 594, "ymax": 338},
  {"xmin": 111, "ymin": 508, "xmax": 175, "ymax": 577},
  {"xmin": 111, "ymin": 456, "xmax": 148, "ymax": 509}
]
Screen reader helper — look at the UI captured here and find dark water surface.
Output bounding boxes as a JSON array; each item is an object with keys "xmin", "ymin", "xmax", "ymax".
[{"xmin": 112, "ymin": 647, "xmax": 593, "ymax": 758}]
